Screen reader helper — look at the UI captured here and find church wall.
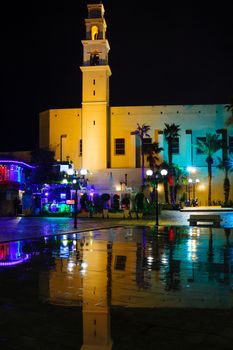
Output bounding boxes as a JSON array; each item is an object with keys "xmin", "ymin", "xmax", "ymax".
[
  {"xmin": 39, "ymin": 110, "xmax": 50, "ymax": 150},
  {"xmin": 47, "ymin": 108, "xmax": 82, "ymax": 166},
  {"xmin": 110, "ymin": 104, "xmax": 231, "ymax": 169}
]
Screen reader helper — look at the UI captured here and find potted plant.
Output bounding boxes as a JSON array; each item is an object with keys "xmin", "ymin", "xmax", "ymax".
[
  {"xmin": 121, "ymin": 195, "xmax": 130, "ymax": 219},
  {"xmin": 134, "ymin": 192, "xmax": 144, "ymax": 219},
  {"xmin": 101, "ymin": 193, "xmax": 110, "ymax": 218}
]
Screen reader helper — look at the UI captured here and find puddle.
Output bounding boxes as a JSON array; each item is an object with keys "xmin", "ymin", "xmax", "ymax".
[{"xmin": 0, "ymin": 226, "xmax": 233, "ymax": 349}]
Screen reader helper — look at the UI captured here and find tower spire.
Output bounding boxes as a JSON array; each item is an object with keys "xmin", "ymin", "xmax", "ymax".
[{"xmin": 80, "ymin": 2, "xmax": 111, "ymax": 171}]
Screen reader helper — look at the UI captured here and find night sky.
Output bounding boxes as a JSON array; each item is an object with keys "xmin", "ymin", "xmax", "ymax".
[{"xmin": 1, "ymin": 1, "xmax": 233, "ymax": 152}]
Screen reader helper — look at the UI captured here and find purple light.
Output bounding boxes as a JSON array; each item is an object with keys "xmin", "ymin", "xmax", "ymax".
[
  {"xmin": 0, "ymin": 254, "xmax": 30, "ymax": 266},
  {"xmin": 0, "ymin": 160, "xmax": 35, "ymax": 169},
  {"xmin": 45, "ymin": 192, "xmax": 49, "ymax": 197}
]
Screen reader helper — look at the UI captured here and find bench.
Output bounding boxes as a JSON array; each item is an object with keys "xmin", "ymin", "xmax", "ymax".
[{"xmin": 187, "ymin": 214, "xmax": 222, "ymax": 227}]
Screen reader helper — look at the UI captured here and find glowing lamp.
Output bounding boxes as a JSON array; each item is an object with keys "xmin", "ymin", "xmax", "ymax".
[
  {"xmin": 160, "ymin": 169, "xmax": 168, "ymax": 176},
  {"xmin": 80, "ymin": 168, "xmax": 87, "ymax": 176},
  {"xmin": 146, "ymin": 169, "xmax": 153, "ymax": 176}
]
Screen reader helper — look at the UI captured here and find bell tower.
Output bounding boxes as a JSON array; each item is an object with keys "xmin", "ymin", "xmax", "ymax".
[{"xmin": 80, "ymin": 3, "xmax": 111, "ymax": 171}]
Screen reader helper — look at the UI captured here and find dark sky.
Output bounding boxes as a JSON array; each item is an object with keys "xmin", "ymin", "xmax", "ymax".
[{"xmin": 1, "ymin": 1, "xmax": 233, "ymax": 151}]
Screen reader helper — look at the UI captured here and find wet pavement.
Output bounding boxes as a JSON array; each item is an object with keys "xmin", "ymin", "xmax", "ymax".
[
  {"xmin": 0, "ymin": 211, "xmax": 233, "ymax": 349},
  {"xmin": 0, "ymin": 225, "xmax": 233, "ymax": 349},
  {"xmin": 0, "ymin": 209, "xmax": 232, "ymax": 243}
]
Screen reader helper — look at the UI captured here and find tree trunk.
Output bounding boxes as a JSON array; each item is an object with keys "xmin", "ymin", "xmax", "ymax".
[
  {"xmin": 207, "ymin": 157, "xmax": 213, "ymax": 206},
  {"xmin": 168, "ymin": 140, "xmax": 174, "ymax": 204},
  {"xmin": 141, "ymin": 145, "xmax": 145, "ymax": 185},
  {"xmin": 224, "ymin": 173, "xmax": 230, "ymax": 204},
  {"xmin": 164, "ymin": 180, "xmax": 169, "ymax": 204}
]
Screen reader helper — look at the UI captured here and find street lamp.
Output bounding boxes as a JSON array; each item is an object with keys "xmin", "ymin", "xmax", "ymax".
[
  {"xmin": 60, "ymin": 134, "xmax": 67, "ymax": 162},
  {"xmin": 73, "ymin": 178, "xmax": 78, "ymax": 229},
  {"xmin": 146, "ymin": 168, "xmax": 168, "ymax": 226},
  {"xmin": 188, "ymin": 177, "xmax": 200, "ymax": 205},
  {"xmin": 188, "ymin": 178, "xmax": 193, "ymax": 202}
]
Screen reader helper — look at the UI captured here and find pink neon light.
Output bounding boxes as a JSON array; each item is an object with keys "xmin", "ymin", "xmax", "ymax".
[
  {"xmin": 0, "ymin": 160, "xmax": 35, "ymax": 169},
  {"xmin": 0, "ymin": 254, "xmax": 30, "ymax": 266}
]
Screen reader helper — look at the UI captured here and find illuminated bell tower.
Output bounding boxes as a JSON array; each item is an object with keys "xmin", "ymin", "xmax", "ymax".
[{"xmin": 80, "ymin": 3, "xmax": 111, "ymax": 171}]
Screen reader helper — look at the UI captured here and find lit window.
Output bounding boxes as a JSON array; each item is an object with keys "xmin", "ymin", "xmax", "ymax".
[
  {"xmin": 91, "ymin": 25, "xmax": 98, "ymax": 40},
  {"xmin": 115, "ymin": 138, "xmax": 125, "ymax": 155}
]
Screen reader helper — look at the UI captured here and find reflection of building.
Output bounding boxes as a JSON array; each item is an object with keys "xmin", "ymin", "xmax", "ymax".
[
  {"xmin": 81, "ymin": 239, "xmax": 112, "ymax": 350},
  {"xmin": 39, "ymin": 227, "xmax": 233, "ymax": 349},
  {"xmin": 0, "ymin": 158, "xmax": 35, "ymax": 216},
  {"xmin": 39, "ymin": 2, "xmax": 233, "ymax": 204},
  {"xmin": 39, "ymin": 235, "xmax": 113, "ymax": 349},
  {"xmin": 0, "ymin": 241, "xmax": 30, "ymax": 266}
]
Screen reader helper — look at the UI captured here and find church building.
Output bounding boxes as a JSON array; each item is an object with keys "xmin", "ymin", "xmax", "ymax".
[{"xmin": 39, "ymin": 3, "xmax": 233, "ymax": 205}]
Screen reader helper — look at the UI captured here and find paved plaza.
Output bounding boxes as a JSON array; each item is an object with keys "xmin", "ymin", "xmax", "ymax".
[{"xmin": 0, "ymin": 209, "xmax": 232, "ymax": 243}]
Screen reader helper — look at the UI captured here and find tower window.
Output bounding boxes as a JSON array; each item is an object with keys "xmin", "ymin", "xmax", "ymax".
[
  {"xmin": 91, "ymin": 25, "xmax": 99, "ymax": 40},
  {"xmin": 90, "ymin": 53, "xmax": 99, "ymax": 66},
  {"xmin": 89, "ymin": 8, "xmax": 102, "ymax": 19},
  {"xmin": 93, "ymin": 90, "xmax": 95, "ymax": 96},
  {"xmin": 172, "ymin": 137, "xmax": 179, "ymax": 154},
  {"xmin": 115, "ymin": 138, "xmax": 125, "ymax": 155},
  {"xmin": 229, "ymin": 136, "xmax": 233, "ymax": 153},
  {"xmin": 93, "ymin": 79, "xmax": 95, "ymax": 85},
  {"xmin": 79, "ymin": 139, "xmax": 82, "ymax": 156}
]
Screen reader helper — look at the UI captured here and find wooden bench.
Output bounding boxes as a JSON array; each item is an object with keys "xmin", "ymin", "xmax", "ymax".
[{"xmin": 187, "ymin": 214, "xmax": 222, "ymax": 227}]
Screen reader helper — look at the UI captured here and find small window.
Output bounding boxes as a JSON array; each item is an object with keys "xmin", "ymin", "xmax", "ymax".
[
  {"xmin": 91, "ymin": 25, "xmax": 99, "ymax": 40},
  {"xmin": 90, "ymin": 53, "xmax": 99, "ymax": 66},
  {"xmin": 143, "ymin": 138, "xmax": 152, "ymax": 153},
  {"xmin": 229, "ymin": 136, "xmax": 233, "ymax": 153},
  {"xmin": 196, "ymin": 137, "xmax": 206, "ymax": 154},
  {"xmin": 114, "ymin": 255, "xmax": 127, "ymax": 270},
  {"xmin": 79, "ymin": 139, "xmax": 82, "ymax": 156},
  {"xmin": 172, "ymin": 137, "xmax": 179, "ymax": 154},
  {"xmin": 115, "ymin": 138, "xmax": 125, "ymax": 155},
  {"xmin": 93, "ymin": 79, "xmax": 95, "ymax": 85}
]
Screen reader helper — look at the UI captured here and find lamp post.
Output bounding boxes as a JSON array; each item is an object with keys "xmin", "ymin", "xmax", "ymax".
[
  {"xmin": 60, "ymin": 134, "xmax": 67, "ymax": 162},
  {"xmin": 188, "ymin": 178, "xmax": 193, "ymax": 202},
  {"xmin": 146, "ymin": 168, "xmax": 168, "ymax": 226},
  {"xmin": 73, "ymin": 179, "xmax": 78, "ymax": 229},
  {"xmin": 188, "ymin": 177, "xmax": 200, "ymax": 205}
]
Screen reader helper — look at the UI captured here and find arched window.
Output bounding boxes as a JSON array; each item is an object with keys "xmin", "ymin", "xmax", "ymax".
[{"xmin": 91, "ymin": 25, "xmax": 98, "ymax": 40}]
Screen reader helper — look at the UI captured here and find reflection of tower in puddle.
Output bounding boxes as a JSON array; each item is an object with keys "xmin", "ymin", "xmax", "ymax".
[
  {"xmin": 39, "ymin": 236, "xmax": 83, "ymax": 305},
  {"xmin": 111, "ymin": 227, "xmax": 144, "ymax": 306},
  {"xmin": 80, "ymin": 238, "xmax": 113, "ymax": 350}
]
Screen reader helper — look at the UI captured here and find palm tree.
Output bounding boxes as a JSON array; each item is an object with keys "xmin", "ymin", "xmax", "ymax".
[
  {"xmin": 146, "ymin": 142, "xmax": 163, "ymax": 170},
  {"xmin": 163, "ymin": 123, "xmax": 180, "ymax": 204},
  {"xmin": 217, "ymin": 156, "xmax": 233, "ymax": 205},
  {"xmin": 131, "ymin": 123, "xmax": 151, "ymax": 185},
  {"xmin": 196, "ymin": 133, "xmax": 222, "ymax": 205}
]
